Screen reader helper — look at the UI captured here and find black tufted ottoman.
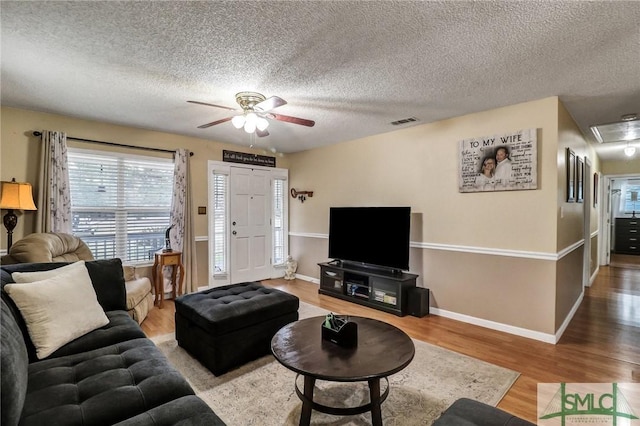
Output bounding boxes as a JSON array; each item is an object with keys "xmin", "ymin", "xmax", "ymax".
[{"xmin": 175, "ymin": 282, "xmax": 299, "ymax": 376}]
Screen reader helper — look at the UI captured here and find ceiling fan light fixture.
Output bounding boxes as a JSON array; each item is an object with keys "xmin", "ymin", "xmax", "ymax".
[
  {"xmin": 244, "ymin": 120, "xmax": 257, "ymax": 133},
  {"xmin": 231, "ymin": 115, "xmax": 245, "ymax": 129},
  {"xmin": 190, "ymin": 91, "xmax": 314, "ymax": 135},
  {"xmin": 256, "ymin": 117, "xmax": 269, "ymax": 131},
  {"xmin": 245, "ymin": 112, "xmax": 257, "ymax": 123}
]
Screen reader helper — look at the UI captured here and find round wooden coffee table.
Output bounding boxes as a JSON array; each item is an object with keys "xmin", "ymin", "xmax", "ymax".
[{"xmin": 271, "ymin": 316, "xmax": 415, "ymax": 426}]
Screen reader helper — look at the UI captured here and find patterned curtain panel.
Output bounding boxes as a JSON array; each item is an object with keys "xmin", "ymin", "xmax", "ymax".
[
  {"xmin": 168, "ymin": 149, "xmax": 197, "ymax": 294},
  {"xmin": 35, "ymin": 130, "xmax": 72, "ymax": 233}
]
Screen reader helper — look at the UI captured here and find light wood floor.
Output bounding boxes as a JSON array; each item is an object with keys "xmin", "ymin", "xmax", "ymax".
[{"xmin": 141, "ymin": 265, "xmax": 640, "ymax": 423}]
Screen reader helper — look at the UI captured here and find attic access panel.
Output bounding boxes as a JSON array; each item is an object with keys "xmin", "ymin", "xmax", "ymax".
[{"xmin": 590, "ymin": 119, "xmax": 640, "ymax": 143}]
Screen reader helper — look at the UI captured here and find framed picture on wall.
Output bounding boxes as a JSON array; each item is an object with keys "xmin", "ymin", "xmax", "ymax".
[
  {"xmin": 576, "ymin": 156, "xmax": 584, "ymax": 203},
  {"xmin": 458, "ymin": 128, "xmax": 538, "ymax": 193},
  {"xmin": 566, "ymin": 148, "xmax": 576, "ymax": 202},
  {"xmin": 593, "ymin": 172, "xmax": 599, "ymax": 207}
]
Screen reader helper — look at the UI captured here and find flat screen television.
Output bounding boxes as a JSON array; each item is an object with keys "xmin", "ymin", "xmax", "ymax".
[{"xmin": 328, "ymin": 206, "xmax": 411, "ymax": 271}]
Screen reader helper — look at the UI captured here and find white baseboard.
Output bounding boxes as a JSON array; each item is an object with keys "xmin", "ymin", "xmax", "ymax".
[
  {"xmin": 589, "ymin": 265, "xmax": 600, "ymax": 286},
  {"xmin": 428, "ymin": 307, "xmax": 557, "ymax": 344},
  {"xmin": 553, "ymin": 289, "xmax": 584, "ymax": 343},
  {"xmin": 288, "ymin": 274, "xmax": 584, "ymax": 345},
  {"xmin": 431, "ymin": 289, "xmax": 584, "ymax": 345},
  {"xmin": 294, "ymin": 273, "xmax": 319, "ymax": 284}
]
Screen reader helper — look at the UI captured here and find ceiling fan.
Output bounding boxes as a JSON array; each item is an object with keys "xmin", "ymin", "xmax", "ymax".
[{"xmin": 188, "ymin": 92, "xmax": 315, "ymax": 137}]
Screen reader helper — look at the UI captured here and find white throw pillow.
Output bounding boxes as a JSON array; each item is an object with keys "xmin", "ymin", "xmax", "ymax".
[
  {"xmin": 5, "ymin": 262, "xmax": 109, "ymax": 359},
  {"xmin": 11, "ymin": 260, "xmax": 87, "ymax": 283}
]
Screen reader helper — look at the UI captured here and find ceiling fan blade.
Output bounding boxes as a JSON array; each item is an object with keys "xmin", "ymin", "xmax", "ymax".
[
  {"xmin": 267, "ymin": 113, "xmax": 315, "ymax": 127},
  {"xmin": 256, "ymin": 128, "xmax": 269, "ymax": 138},
  {"xmin": 254, "ymin": 96, "xmax": 287, "ymax": 112},
  {"xmin": 187, "ymin": 100, "xmax": 237, "ymax": 111},
  {"xmin": 197, "ymin": 116, "xmax": 233, "ymax": 129}
]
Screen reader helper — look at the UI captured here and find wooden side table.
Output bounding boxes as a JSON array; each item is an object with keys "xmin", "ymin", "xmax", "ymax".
[{"xmin": 152, "ymin": 251, "xmax": 184, "ymax": 308}]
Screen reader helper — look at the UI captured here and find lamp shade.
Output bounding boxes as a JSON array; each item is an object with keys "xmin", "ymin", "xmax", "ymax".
[{"xmin": 0, "ymin": 181, "xmax": 37, "ymax": 211}]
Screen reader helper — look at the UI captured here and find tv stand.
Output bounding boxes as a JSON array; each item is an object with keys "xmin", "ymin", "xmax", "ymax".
[{"xmin": 318, "ymin": 262, "xmax": 418, "ymax": 316}]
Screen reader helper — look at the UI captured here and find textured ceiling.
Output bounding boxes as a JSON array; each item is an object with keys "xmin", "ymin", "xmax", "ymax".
[{"xmin": 1, "ymin": 1, "xmax": 639, "ymax": 160}]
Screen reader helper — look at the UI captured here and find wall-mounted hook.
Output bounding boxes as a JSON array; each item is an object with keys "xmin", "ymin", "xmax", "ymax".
[{"xmin": 291, "ymin": 188, "xmax": 313, "ymax": 203}]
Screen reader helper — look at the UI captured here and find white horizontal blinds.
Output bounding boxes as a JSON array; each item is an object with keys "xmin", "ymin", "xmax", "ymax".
[
  {"xmin": 623, "ymin": 183, "xmax": 640, "ymax": 213},
  {"xmin": 68, "ymin": 149, "xmax": 173, "ymax": 263},
  {"xmin": 213, "ymin": 173, "xmax": 227, "ymax": 274},
  {"xmin": 68, "ymin": 153, "xmax": 119, "ymax": 259},
  {"xmin": 272, "ymin": 178, "xmax": 285, "ymax": 265}
]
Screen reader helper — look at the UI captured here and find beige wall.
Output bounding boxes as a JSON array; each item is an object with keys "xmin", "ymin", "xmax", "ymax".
[
  {"xmin": 1, "ymin": 97, "xmax": 598, "ymax": 338},
  {"xmin": 290, "ymin": 97, "xmax": 560, "ymax": 253},
  {"xmin": 554, "ymin": 100, "xmax": 593, "ymax": 323},
  {"xmin": 600, "ymin": 158, "xmax": 640, "ymax": 175},
  {"xmin": 288, "ymin": 96, "xmax": 589, "ymax": 337},
  {"xmin": 0, "ymin": 106, "xmax": 291, "ymax": 285}
]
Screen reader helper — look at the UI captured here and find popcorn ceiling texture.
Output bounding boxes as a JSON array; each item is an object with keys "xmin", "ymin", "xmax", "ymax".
[{"xmin": 1, "ymin": 1, "xmax": 638, "ymax": 156}]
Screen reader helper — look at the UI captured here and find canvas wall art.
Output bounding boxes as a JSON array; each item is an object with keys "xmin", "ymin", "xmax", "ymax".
[{"xmin": 458, "ymin": 128, "xmax": 538, "ymax": 193}]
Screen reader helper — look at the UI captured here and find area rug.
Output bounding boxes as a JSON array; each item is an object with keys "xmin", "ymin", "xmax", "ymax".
[{"xmin": 152, "ymin": 302, "xmax": 519, "ymax": 425}]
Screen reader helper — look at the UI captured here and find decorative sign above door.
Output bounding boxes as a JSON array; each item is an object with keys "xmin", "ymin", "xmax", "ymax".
[{"xmin": 223, "ymin": 150, "xmax": 276, "ymax": 167}]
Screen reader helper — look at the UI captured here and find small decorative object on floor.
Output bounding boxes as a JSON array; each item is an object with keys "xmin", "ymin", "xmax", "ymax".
[
  {"xmin": 284, "ymin": 255, "xmax": 297, "ymax": 280},
  {"xmin": 163, "ymin": 225, "xmax": 173, "ymax": 252},
  {"xmin": 321, "ymin": 313, "xmax": 357, "ymax": 347}
]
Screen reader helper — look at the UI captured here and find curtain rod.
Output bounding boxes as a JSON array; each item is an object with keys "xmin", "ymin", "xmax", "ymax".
[{"xmin": 32, "ymin": 131, "xmax": 194, "ymax": 156}]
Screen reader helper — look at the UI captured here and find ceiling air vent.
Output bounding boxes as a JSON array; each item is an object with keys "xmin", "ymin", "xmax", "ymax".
[{"xmin": 391, "ymin": 117, "xmax": 418, "ymax": 126}]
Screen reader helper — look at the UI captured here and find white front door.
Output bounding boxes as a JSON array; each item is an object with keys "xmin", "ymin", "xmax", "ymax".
[{"xmin": 229, "ymin": 166, "xmax": 271, "ymax": 283}]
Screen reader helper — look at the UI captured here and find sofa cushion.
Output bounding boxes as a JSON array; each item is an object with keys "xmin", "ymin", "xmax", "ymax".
[
  {"xmin": 1, "ymin": 298, "xmax": 29, "ymax": 426},
  {"xmin": 433, "ymin": 398, "xmax": 535, "ymax": 426},
  {"xmin": 21, "ymin": 338, "xmax": 197, "ymax": 426},
  {"xmin": 46, "ymin": 311, "xmax": 146, "ymax": 360},
  {"xmin": 1, "ymin": 259, "xmax": 127, "ymax": 312},
  {"xmin": 84, "ymin": 258, "xmax": 127, "ymax": 311},
  {"xmin": 2, "ymin": 264, "xmax": 145, "ymax": 362},
  {"xmin": 11, "ymin": 260, "xmax": 85, "ymax": 282},
  {"xmin": 5, "ymin": 261, "xmax": 110, "ymax": 359},
  {"xmin": 112, "ymin": 395, "xmax": 226, "ymax": 426}
]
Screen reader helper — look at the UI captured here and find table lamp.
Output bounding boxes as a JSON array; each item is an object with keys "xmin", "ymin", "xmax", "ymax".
[{"xmin": 0, "ymin": 178, "xmax": 37, "ymax": 250}]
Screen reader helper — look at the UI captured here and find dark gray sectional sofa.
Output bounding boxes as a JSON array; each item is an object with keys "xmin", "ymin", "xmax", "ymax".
[
  {"xmin": 433, "ymin": 398, "xmax": 535, "ymax": 426},
  {"xmin": 1, "ymin": 260, "xmax": 225, "ymax": 426}
]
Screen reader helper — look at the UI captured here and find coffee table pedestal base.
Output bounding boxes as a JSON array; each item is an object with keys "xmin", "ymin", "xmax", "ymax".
[{"xmin": 294, "ymin": 374, "xmax": 390, "ymax": 426}]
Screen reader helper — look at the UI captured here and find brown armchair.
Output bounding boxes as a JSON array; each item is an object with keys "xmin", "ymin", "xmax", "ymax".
[
  {"xmin": 1, "ymin": 232, "xmax": 94, "ymax": 264},
  {"xmin": 1, "ymin": 232, "xmax": 153, "ymax": 324}
]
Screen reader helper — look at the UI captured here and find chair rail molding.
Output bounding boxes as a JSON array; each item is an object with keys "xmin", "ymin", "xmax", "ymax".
[{"xmin": 288, "ymin": 232, "xmax": 577, "ymax": 261}]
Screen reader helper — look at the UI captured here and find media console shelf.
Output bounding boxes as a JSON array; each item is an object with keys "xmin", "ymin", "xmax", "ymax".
[{"xmin": 318, "ymin": 262, "xmax": 418, "ymax": 316}]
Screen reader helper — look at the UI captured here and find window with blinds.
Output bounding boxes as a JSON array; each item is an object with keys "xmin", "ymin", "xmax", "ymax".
[
  {"xmin": 212, "ymin": 173, "xmax": 228, "ymax": 273},
  {"xmin": 68, "ymin": 149, "xmax": 174, "ymax": 263},
  {"xmin": 623, "ymin": 183, "xmax": 640, "ymax": 213},
  {"xmin": 273, "ymin": 178, "xmax": 286, "ymax": 265}
]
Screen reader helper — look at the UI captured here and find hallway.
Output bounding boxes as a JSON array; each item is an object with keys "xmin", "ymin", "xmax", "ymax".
[{"xmin": 560, "ymin": 264, "xmax": 640, "ymax": 369}]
